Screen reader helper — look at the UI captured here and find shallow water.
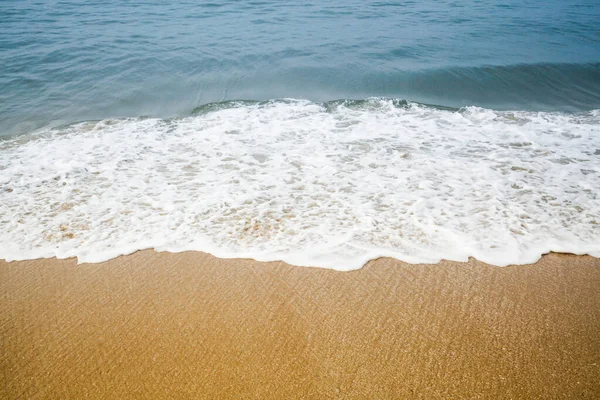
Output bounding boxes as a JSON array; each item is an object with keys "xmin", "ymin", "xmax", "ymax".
[
  {"xmin": 1, "ymin": 100, "xmax": 599, "ymax": 269},
  {"xmin": 0, "ymin": 1, "xmax": 599, "ymax": 268}
]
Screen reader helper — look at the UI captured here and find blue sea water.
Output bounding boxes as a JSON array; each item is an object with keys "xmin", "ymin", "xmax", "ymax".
[
  {"xmin": 1, "ymin": 0, "xmax": 599, "ymax": 135},
  {"xmin": 1, "ymin": 0, "xmax": 600, "ymax": 268}
]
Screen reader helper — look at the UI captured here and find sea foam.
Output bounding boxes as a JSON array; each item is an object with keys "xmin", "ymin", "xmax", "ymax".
[{"xmin": 1, "ymin": 99, "xmax": 599, "ymax": 270}]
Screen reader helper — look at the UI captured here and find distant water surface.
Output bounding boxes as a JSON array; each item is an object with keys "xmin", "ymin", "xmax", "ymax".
[{"xmin": 1, "ymin": 0, "xmax": 599, "ymax": 135}]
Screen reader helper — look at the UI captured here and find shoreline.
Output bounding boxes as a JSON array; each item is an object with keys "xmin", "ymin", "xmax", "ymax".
[
  {"xmin": 2, "ymin": 250, "xmax": 600, "ymax": 398},
  {"xmin": 3, "ymin": 248, "xmax": 599, "ymax": 271}
]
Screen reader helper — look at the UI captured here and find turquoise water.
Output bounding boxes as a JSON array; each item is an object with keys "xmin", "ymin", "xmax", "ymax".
[{"xmin": 1, "ymin": 0, "xmax": 599, "ymax": 136}]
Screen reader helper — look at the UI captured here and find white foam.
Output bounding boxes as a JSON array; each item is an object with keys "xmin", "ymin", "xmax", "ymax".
[{"xmin": 1, "ymin": 99, "xmax": 599, "ymax": 270}]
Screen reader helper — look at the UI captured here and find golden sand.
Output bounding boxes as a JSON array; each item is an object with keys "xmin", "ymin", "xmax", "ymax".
[{"xmin": 1, "ymin": 251, "xmax": 599, "ymax": 398}]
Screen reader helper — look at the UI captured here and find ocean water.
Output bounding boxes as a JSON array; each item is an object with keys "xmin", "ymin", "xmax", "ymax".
[{"xmin": 1, "ymin": 1, "xmax": 599, "ymax": 269}]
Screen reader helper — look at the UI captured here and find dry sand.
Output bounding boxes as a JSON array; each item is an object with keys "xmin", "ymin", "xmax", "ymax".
[{"xmin": 1, "ymin": 251, "xmax": 599, "ymax": 399}]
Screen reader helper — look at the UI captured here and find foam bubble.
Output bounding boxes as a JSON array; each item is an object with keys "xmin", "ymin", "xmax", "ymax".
[{"xmin": 1, "ymin": 99, "xmax": 599, "ymax": 270}]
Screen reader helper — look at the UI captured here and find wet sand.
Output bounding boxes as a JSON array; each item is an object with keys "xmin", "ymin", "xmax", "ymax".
[{"xmin": 1, "ymin": 251, "xmax": 599, "ymax": 399}]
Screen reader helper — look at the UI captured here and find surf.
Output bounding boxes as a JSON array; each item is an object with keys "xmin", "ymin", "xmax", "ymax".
[{"xmin": 1, "ymin": 99, "xmax": 598, "ymax": 269}]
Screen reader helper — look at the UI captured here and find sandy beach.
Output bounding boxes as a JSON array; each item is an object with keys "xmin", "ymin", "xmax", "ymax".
[
  {"xmin": 1, "ymin": 251, "xmax": 599, "ymax": 398},
  {"xmin": 3, "ymin": 0, "xmax": 599, "ymax": 398}
]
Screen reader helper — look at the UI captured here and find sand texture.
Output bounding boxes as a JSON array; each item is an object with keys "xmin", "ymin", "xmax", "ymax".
[{"xmin": 1, "ymin": 251, "xmax": 600, "ymax": 399}]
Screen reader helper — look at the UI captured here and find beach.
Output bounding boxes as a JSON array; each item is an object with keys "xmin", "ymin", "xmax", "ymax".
[
  {"xmin": 2, "ymin": 251, "xmax": 599, "ymax": 398},
  {"xmin": 2, "ymin": 1, "xmax": 600, "ymax": 398}
]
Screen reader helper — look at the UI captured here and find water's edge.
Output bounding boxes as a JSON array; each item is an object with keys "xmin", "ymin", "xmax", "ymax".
[{"xmin": 2, "ymin": 99, "xmax": 599, "ymax": 270}]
